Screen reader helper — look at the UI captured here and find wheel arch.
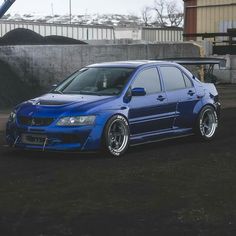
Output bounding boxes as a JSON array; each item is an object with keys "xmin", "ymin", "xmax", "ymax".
[
  {"xmin": 194, "ymin": 100, "xmax": 217, "ymax": 118},
  {"xmin": 101, "ymin": 113, "xmax": 130, "ymax": 138},
  {"xmin": 81, "ymin": 111, "xmax": 128, "ymax": 151},
  {"xmin": 194, "ymin": 103, "xmax": 218, "ymax": 140},
  {"xmin": 101, "ymin": 113, "xmax": 130, "ymax": 157}
]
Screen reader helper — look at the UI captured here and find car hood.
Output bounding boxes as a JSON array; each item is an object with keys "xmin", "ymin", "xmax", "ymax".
[{"xmin": 16, "ymin": 93, "xmax": 116, "ymax": 118}]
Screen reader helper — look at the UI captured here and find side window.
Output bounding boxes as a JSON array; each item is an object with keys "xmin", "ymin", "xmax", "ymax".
[
  {"xmin": 160, "ymin": 66, "xmax": 186, "ymax": 91},
  {"xmin": 183, "ymin": 73, "xmax": 193, "ymax": 88},
  {"xmin": 132, "ymin": 68, "xmax": 161, "ymax": 94}
]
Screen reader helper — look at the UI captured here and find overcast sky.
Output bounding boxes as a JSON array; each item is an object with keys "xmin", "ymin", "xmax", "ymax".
[{"xmin": 1, "ymin": 0, "xmax": 183, "ymax": 16}]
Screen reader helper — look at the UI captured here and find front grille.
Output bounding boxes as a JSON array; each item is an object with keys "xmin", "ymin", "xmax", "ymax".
[{"xmin": 18, "ymin": 116, "xmax": 54, "ymax": 126}]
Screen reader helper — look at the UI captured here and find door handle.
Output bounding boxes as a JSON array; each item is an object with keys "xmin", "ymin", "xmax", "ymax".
[
  {"xmin": 187, "ymin": 90, "xmax": 195, "ymax": 96},
  {"xmin": 157, "ymin": 95, "xmax": 166, "ymax": 101}
]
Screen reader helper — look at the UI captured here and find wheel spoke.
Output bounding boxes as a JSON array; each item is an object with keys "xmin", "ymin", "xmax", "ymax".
[
  {"xmin": 107, "ymin": 119, "xmax": 129, "ymax": 155},
  {"xmin": 200, "ymin": 108, "xmax": 218, "ymax": 138}
]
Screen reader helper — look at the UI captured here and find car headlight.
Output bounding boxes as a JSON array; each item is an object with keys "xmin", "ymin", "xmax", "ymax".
[
  {"xmin": 8, "ymin": 111, "xmax": 17, "ymax": 123},
  {"xmin": 56, "ymin": 115, "xmax": 96, "ymax": 126}
]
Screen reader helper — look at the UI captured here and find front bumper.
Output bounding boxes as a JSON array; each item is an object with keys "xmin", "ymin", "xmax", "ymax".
[{"xmin": 6, "ymin": 123, "xmax": 104, "ymax": 152}]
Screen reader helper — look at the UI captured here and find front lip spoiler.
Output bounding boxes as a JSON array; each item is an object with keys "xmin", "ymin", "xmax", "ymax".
[{"xmin": 5, "ymin": 145, "xmax": 98, "ymax": 155}]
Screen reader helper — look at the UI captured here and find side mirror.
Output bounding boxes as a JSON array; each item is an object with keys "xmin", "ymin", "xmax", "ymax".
[{"xmin": 131, "ymin": 87, "xmax": 146, "ymax": 96}]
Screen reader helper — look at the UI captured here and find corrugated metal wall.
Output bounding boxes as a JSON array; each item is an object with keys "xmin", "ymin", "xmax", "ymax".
[
  {"xmin": 183, "ymin": 0, "xmax": 197, "ymax": 40},
  {"xmin": 0, "ymin": 21, "xmax": 183, "ymax": 42},
  {"xmin": 0, "ymin": 20, "xmax": 115, "ymax": 40},
  {"xmin": 197, "ymin": 0, "xmax": 236, "ymax": 34},
  {"xmin": 115, "ymin": 28, "xmax": 142, "ymax": 40},
  {"xmin": 142, "ymin": 28, "xmax": 183, "ymax": 42}
]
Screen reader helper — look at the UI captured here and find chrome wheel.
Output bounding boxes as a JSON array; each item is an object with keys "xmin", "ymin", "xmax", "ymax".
[
  {"xmin": 199, "ymin": 108, "xmax": 218, "ymax": 139},
  {"xmin": 104, "ymin": 115, "xmax": 130, "ymax": 157},
  {"xmin": 108, "ymin": 120, "xmax": 129, "ymax": 153}
]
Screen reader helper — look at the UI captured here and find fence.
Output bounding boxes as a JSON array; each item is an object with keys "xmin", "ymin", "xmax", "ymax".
[
  {"xmin": 0, "ymin": 20, "xmax": 115, "ymax": 40},
  {"xmin": 142, "ymin": 27, "xmax": 183, "ymax": 42}
]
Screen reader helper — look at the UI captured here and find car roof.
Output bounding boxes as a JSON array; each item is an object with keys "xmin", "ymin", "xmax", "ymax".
[{"xmin": 87, "ymin": 60, "xmax": 178, "ymax": 68}]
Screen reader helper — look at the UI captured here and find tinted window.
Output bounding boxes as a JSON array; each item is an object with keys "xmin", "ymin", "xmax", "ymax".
[
  {"xmin": 160, "ymin": 66, "xmax": 186, "ymax": 91},
  {"xmin": 132, "ymin": 68, "xmax": 161, "ymax": 94},
  {"xmin": 183, "ymin": 73, "xmax": 193, "ymax": 88}
]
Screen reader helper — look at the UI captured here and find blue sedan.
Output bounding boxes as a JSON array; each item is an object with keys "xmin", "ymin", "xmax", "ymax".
[{"xmin": 6, "ymin": 61, "xmax": 220, "ymax": 157}]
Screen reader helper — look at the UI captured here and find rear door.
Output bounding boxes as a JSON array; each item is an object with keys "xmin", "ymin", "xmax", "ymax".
[
  {"xmin": 128, "ymin": 67, "xmax": 175, "ymax": 135},
  {"xmin": 159, "ymin": 65, "xmax": 199, "ymax": 129}
]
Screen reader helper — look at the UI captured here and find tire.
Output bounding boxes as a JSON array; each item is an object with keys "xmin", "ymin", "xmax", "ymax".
[
  {"xmin": 195, "ymin": 105, "xmax": 218, "ymax": 140},
  {"xmin": 103, "ymin": 115, "xmax": 130, "ymax": 157}
]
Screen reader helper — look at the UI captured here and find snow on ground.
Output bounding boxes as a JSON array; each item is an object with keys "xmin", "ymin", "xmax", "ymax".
[{"xmin": 2, "ymin": 13, "xmax": 143, "ymax": 27}]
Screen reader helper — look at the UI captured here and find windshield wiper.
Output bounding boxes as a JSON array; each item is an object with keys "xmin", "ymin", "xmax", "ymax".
[
  {"xmin": 63, "ymin": 91, "xmax": 102, "ymax": 96},
  {"xmin": 51, "ymin": 90, "xmax": 64, "ymax": 95},
  {"xmin": 79, "ymin": 91, "xmax": 102, "ymax": 96}
]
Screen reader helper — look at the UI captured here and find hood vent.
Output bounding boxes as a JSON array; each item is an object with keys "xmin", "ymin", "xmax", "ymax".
[{"xmin": 37, "ymin": 100, "xmax": 72, "ymax": 106}]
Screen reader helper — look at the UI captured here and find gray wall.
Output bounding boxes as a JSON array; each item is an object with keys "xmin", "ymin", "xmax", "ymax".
[
  {"xmin": 214, "ymin": 55, "xmax": 236, "ymax": 84},
  {"xmin": 0, "ymin": 43, "xmax": 201, "ymax": 89},
  {"xmin": 230, "ymin": 55, "xmax": 236, "ymax": 84}
]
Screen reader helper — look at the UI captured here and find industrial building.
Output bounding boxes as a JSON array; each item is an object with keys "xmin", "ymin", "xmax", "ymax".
[
  {"xmin": 183, "ymin": 0, "xmax": 236, "ymax": 54},
  {"xmin": 183, "ymin": 0, "xmax": 236, "ymax": 83},
  {"xmin": 0, "ymin": 20, "xmax": 184, "ymax": 43},
  {"xmin": 184, "ymin": 0, "xmax": 236, "ymax": 36},
  {"xmin": 115, "ymin": 27, "xmax": 183, "ymax": 42}
]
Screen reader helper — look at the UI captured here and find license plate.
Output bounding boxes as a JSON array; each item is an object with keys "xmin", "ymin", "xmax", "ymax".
[{"xmin": 21, "ymin": 134, "xmax": 47, "ymax": 145}]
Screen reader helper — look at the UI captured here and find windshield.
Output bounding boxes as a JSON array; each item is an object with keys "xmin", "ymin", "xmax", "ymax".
[{"xmin": 54, "ymin": 67, "xmax": 135, "ymax": 96}]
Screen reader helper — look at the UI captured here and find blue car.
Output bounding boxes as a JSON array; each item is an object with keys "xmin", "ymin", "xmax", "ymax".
[{"xmin": 6, "ymin": 61, "xmax": 220, "ymax": 157}]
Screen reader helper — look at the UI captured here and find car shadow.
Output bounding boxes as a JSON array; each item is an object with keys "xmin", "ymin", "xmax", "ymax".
[
  {"xmin": 1, "ymin": 135, "xmax": 203, "ymax": 161},
  {"xmin": 128, "ymin": 135, "xmax": 197, "ymax": 154}
]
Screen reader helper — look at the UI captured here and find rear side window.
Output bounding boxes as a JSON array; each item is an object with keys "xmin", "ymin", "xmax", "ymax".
[
  {"xmin": 160, "ymin": 66, "xmax": 186, "ymax": 91},
  {"xmin": 132, "ymin": 68, "xmax": 161, "ymax": 94}
]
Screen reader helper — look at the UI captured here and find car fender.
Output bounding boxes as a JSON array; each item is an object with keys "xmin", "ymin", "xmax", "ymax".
[{"xmin": 82, "ymin": 109, "xmax": 129, "ymax": 151}]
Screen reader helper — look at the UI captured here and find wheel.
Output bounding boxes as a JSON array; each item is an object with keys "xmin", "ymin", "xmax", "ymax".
[
  {"xmin": 103, "ymin": 115, "xmax": 130, "ymax": 157},
  {"xmin": 196, "ymin": 105, "xmax": 218, "ymax": 140}
]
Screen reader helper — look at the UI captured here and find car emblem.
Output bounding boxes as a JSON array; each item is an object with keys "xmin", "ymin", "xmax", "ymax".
[{"xmin": 31, "ymin": 118, "xmax": 36, "ymax": 126}]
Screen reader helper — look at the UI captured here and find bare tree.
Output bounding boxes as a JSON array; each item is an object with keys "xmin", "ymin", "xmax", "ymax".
[
  {"xmin": 141, "ymin": 6, "xmax": 153, "ymax": 26},
  {"xmin": 152, "ymin": 0, "xmax": 183, "ymax": 27},
  {"xmin": 153, "ymin": 0, "xmax": 167, "ymax": 27},
  {"xmin": 166, "ymin": 0, "xmax": 183, "ymax": 27}
]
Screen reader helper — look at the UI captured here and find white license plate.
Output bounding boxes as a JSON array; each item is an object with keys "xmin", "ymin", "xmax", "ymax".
[{"xmin": 21, "ymin": 134, "xmax": 47, "ymax": 145}]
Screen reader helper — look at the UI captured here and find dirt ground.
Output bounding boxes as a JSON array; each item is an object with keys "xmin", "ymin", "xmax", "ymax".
[{"xmin": 0, "ymin": 85, "xmax": 235, "ymax": 236}]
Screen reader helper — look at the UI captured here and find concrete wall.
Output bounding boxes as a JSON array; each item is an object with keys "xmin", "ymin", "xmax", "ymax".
[
  {"xmin": 214, "ymin": 55, "xmax": 236, "ymax": 83},
  {"xmin": 231, "ymin": 56, "xmax": 236, "ymax": 83},
  {"xmin": 0, "ymin": 43, "xmax": 201, "ymax": 89}
]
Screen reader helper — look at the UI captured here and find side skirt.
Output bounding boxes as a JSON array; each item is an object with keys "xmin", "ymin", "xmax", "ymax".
[{"xmin": 130, "ymin": 128, "xmax": 194, "ymax": 147}]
